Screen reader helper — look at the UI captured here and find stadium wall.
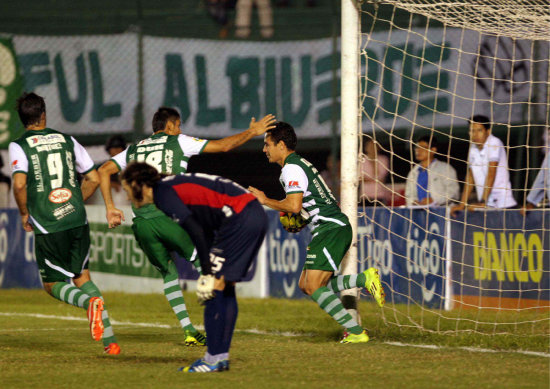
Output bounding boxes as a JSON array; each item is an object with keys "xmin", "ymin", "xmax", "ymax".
[{"xmin": 1, "ymin": 206, "xmax": 548, "ymax": 309}]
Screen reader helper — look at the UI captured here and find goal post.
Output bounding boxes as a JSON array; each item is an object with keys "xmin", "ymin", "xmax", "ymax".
[
  {"xmin": 341, "ymin": 0, "xmax": 550, "ymax": 339},
  {"xmin": 339, "ymin": 0, "xmax": 361, "ymax": 323}
]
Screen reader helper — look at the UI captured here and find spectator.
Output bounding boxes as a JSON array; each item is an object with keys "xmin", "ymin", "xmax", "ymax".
[
  {"xmin": 205, "ymin": 0, "xmax": 235, "ymax": 39},
  {"xmin": 451, "ymin": 115, "xmax": 517, "ymax": 216},
  {"xmin": 276, "ymin": 0, "xmax": 317, "ymax": 7},
  {"xmin": 405, "ymin": 135, "xmax": 459, "ymax": 206},
  {"xmin": 359, "ymin": 136, "xmax": 389, "ymax": 206},
  {"xmin": 105, "ymin": 135, "xmax": 126, "ymax": 158},
  {"xmin": 235, "ymin": 0, "xmax": 273, "ymax": 39},
  {"xmin": 0, "ymin": 154, "xmax": 11, "ymax": 208},
  {"xmin": 521, "ymin": 151, "xmax": 549, "ymax": 215},
  {"xmin": 320, "ymin": 153, "xmax": 341, "ymax": 201}
]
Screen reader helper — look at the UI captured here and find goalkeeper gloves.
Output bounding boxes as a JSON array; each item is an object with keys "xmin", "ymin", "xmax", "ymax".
[{"xmin": 196, "ymin": 274, "xmax": 215, "ymax": 303}]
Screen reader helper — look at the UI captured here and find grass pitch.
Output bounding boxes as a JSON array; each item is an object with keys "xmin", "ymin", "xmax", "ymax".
[{"xmin": 0, "ymin": 289, "xmax": 548, "ymax": 389}]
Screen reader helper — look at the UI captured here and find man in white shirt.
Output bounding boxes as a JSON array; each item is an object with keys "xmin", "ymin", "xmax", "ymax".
[{"xmin": 451, "ymin": 115, "xmax": 517, "ymax": 216}]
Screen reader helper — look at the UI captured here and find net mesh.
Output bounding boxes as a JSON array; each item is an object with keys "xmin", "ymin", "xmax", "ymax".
[{"xmin": 357, "ymin": 0, "xmax": 549, "ymax": 338}]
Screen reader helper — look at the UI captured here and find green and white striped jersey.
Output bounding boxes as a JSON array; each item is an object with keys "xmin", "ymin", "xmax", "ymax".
[
  {"xmin": 111, "ymin": 133, "xmax": 209, "ymax": 174},
  {"xmin": 280, "ymin": 153, "xmax": 349, "ymax": 234},
  {"xmin": 9, "ymin": 128, "xmax": 95, "ymax": 234}
]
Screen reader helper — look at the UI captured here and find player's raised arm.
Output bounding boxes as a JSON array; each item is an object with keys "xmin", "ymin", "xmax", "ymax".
[{"xmin": 202, "ymin": 114, "xmax": 276, "ymax": 153}]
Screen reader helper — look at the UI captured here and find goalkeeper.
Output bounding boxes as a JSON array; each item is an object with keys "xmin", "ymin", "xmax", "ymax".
[
  {"xmin": 120, "ymin": 162, "xmax": 267, "ymax": 373},
  {"xmin": 248, "ymin": 122, "xmax": 385, "ymax": 343}
]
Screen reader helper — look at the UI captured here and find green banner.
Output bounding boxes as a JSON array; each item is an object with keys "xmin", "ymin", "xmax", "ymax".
[{"xmin": 0, "ymin": 36, "xmax": 24, "ymax": 149}]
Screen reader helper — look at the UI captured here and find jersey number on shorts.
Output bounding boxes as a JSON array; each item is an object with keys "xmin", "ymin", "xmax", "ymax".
[{"xmin": 209, "ymin": 253, "xmax": 226, "ymax": 273}]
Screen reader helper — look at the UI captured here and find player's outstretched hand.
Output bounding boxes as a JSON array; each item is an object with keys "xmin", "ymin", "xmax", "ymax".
[
  {"xmin": 248, "ymin": 186, "xmax": 267, "ymax": 205},
  {"xmin": 106, "ymin": 208, "xmax": 125, "ymax": 229},
  {"xmin": 197, "ymin": 274, "xmax": 216, "ymax": 303},
  {"xmin": 249, "ymin": 114, "xmax": 276, "ymax": 136}
]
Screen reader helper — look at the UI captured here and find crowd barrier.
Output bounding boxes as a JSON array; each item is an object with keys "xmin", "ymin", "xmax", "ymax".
[{"xmin": 1, "ymin": 206, "xmax": 548, "ymax": 309}]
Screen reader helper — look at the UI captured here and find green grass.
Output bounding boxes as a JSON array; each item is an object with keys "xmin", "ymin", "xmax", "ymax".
[{"xmin": 0, "ymin": 289, "xmax": 548, "ymax": 389}]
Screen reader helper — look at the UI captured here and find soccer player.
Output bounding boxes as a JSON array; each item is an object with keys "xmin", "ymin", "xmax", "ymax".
[
  {"xmin": 8, "ymin": 92, "xmax": 120, "ymax": 354},
  {"xmin": 98, "ymin": 107, "xmax": 275, "ymax": 346},
  {"xmin": 451, "ymin": 115, "xmax": 517, "ymax": 216},
  {"xmin": 120, "ymin": 162, "xmax": 267, "ymax": 372},
  {"xmin": 248, "ymin": 122, "xmax": 385, "ymax": 343}
]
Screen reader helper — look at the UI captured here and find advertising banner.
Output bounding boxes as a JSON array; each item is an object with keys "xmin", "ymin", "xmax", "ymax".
[
  {"xmin": 0, "ymin": 209, "xmax": 41, "ymax": 288},
  {"xmin": 357, "ymin": 207, "xmax": 449, "ymax": 308},
  {"xmin": 7, "ymin": 30, "xmax": 545, "ymax": 142},
  {"xmin": 0, "ymin": 37, "xmax": 24, "ymax": 148},
  {"xmin": 13, "ymin": 34, "xmax": 138, "ymax": 136},
  {"xmin": 265, "ymin": 210, "xmax": 311, "ymax": 299},
  {"xmin": 451, "ymin": 209, "xmax": 550, "ymax": 308}
]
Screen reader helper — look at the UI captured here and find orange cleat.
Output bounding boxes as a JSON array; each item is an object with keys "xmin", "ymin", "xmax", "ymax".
[
  {"xmin": 104, "ymin": 343, "xmax": 121, "ymax": 355},
  {"xmin": 87, "ymin": 297, "xmax": 105, "ymax": 341}
]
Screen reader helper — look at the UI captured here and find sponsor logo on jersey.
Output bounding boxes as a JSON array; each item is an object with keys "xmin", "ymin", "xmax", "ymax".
[
  {"xmin": 49, "ymin": 188, "xmax": 72, "ymax": 204},
  {"xmin": 26, "ymin": 134, "xmax": 66, "ymax": 148},
  {"xmin": 138, "ymin": 137, "xmax": 168, "ymax": 146},
  {"xmin": 288, "ymin": 181, "xmax": 300, "ymax": 188},
  {"xmin": 11, "ymin": 160, "xmax": 17, "ymax": 166}
]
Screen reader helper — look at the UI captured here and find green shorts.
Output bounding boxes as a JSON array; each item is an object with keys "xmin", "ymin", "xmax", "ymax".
[
  {"xmin": 34, "ymin": 224, "xmax": 91, "ymax": 283},
  {"xmin": 304, "ymin": 224, "xmax": 352, "ymax": 272}
]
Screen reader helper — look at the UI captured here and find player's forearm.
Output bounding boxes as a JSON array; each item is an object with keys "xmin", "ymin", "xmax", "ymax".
[
  {"xmin": 263, "ymin": 197, "xmax": 301, "ymax": 214},
  {"xmin": 98, "ymin": 167, "xmax": 116, "ymax": 209},
  {"xmin": 481, "ymin": 165, "xmax": 497, "ymax": 202},
  {"xmin": 81, "ymin": 170, "xmax": 100, "ymax": 201},
  {"xmin": 208, "ymin": 128, "xmax": 255, "ymax": 153},
  {"xmin": 13, "ymin": 186, "xmax": 28, "ymax": 216}
]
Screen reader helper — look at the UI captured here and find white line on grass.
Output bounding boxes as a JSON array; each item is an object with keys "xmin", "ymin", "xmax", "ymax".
[{"xmin": 1, "ymin": 312, "xmax": 547, "ymax": 358}]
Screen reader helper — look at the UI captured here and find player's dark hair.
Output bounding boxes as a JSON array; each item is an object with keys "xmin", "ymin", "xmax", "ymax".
[
  {"xmin": 105, "ymin": 135, "xmax": 126, "ymax": 152},
  {"xmin": 266, "ymin": 121, "xmax": 297, "ymax": 151},
  {"xmin": 16, "ymin": 92, "xmax": 45, "ymax": 128},
  {"xmin": 152, "ymin": 107, "xmax": 180, "ymax": 133},
  {"xmin": 416, "ymin": 134, "xmax": 438, "ymax": 150},
  {"xmin": 121, "ymin": 162, "xmax": 161, "ymax": 202},
  {"xmin": 470, "ymin": 115, "xmax": 491, "ymax": 130}
]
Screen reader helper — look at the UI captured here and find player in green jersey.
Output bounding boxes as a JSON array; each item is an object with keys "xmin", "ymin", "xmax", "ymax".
[
  {"xmin": 97, "ymin": 106, "xmax": 275, "ymax": 346},
  {"xmin": 248, "ymin": 122, "xmax": 385, "ymax": 343},
  {"xmin": 9, "ymin": 92, "xmax": 120, "ymax": 354}
]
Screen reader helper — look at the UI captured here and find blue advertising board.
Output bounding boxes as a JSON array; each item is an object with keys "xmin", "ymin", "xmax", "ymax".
[
  {"xmin": 0, "ymin": 209, "xmax": 41, "ymax": 288},
  {"xmin": 357, "ymin": 207, "xmax": 448, "ymax": 308},
  {"xmin": 451, "ymin": 209, "xmax": 550, "ymax": 307},
  {"xmin": 266, "ymin": 207, "xmax": 448, "ymax": 307},
  {"xmin": 265, "ymin": 210, "xmax": 311, "ymax": 299}
]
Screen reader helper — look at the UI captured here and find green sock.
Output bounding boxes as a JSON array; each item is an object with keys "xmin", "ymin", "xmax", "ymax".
[
  {"xmin": 327, "ymin": 273, "xmax": 366, "ymax": 293},
  {"xmin": 311, "ymin": 286, "xmax": 362, "ymax": 335},
  {"xmin": 79, "ymin": 281, "xmax": 117, "ymax": 347},
  {"xmin": 51, "ymin": 282, "xmax": 91, "ymax": 309},
  {"xmin": 163, "ymin": 264, "xmax": 196, "ymax": 334}
]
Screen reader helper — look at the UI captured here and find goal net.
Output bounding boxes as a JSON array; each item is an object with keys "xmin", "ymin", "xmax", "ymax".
[{"xmin": 351, "ymin": 0, "xmax": 550, "ymax": 339}]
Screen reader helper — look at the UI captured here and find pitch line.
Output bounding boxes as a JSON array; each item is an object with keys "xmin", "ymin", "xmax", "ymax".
[{"xmin": 1, "ymin": 312, "xmax": 547, "ymax": 358}]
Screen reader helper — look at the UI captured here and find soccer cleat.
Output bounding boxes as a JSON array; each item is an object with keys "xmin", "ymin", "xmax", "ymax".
[
  {"xmin": 364, "ymin": 267, "xmax": 385, "ymax": 308},
  {"xmin": 184, "ymin": 330, "xmax": 207, "ymax": 346},
  {"xmin": 104, "ymin": 343, "xmax": 121, "ymax": 355},
  {"xmin": 179, "ymin": 358, "xmax": 228, "ymax": 373},
  {"xmin": 340, "ymin": 329, "xmax": 370, "ymax": 344},
  {"xmin": 87, "ymin": 297, "xmax": 105, "ymax": 341}
]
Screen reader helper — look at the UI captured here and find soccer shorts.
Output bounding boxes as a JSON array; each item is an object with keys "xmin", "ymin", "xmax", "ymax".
[
  {"xmin": 304, "ymin": 224, "xmax": 352, "ymax": 272},
  {"xmin": 34, "ymin": 224, "xmax": 91, "ymax": 283},
  {"xmin": 209, "ymin": 200, "xmax": 267, "ymax": 282}
]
